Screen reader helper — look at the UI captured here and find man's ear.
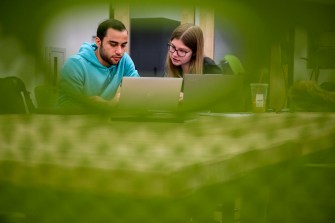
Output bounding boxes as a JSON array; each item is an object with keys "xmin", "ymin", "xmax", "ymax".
[{"xmin": 95, "ymin": 36, "xmax": 101, "ymax": 46}]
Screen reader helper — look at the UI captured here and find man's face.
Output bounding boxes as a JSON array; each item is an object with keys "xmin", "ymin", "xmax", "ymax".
[{"xmin": 96, "ymin": 28, "xmax": 128, "ymax": 66}]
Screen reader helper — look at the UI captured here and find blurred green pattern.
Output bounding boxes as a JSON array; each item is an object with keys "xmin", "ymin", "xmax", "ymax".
[
  {"xmin": 1, "ymin": 0, "xmax": 335, "ymax": 222},
  {"xmin": 0, "ymin": 113, "xmax": 334, "ymax": 222}
]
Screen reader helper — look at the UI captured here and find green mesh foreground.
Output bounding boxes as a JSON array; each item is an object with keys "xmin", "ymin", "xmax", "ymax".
[{"xmin": 0, "ymin": 112, "xmax": 334, "ymax": 222}]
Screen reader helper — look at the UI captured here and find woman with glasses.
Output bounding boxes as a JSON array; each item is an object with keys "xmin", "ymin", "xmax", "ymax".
[{"xmin": 165, "ymin": 23, "xmax": 222, "ymax": 78}]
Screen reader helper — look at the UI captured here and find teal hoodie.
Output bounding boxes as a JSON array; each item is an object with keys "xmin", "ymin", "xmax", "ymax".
[{"xmin": 58, "ymin": 42, "xmax": 139, "ymax": 107}]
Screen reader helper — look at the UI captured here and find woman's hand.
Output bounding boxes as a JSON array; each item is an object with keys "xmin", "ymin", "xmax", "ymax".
[{"xmin": 179, "ymin": 92, "xmax": 184, "ymax": 101}]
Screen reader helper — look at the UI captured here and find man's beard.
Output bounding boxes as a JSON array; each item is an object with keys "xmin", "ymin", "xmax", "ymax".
[{"xmin": 99, "ymin": 43, "xmax": 113, "ymax": 66}]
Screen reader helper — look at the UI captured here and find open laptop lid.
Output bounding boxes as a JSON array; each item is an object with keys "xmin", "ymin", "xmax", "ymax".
[
  {"xmin": 181, "ymin": 74, "xmax": 245, "ymax": 113},
  {"xmin": 117, "ymin": 77, "xmax": 183, "ymax": 112}
]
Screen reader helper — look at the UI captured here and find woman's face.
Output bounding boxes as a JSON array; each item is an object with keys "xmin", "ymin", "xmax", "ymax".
[{"xmin": 169, "ymin": 38, "xmax": 193, "ymax": 67}]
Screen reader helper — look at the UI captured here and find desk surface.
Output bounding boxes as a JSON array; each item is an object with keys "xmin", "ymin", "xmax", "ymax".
[{"xmin": 0, "ymin": 112, "xmax": 334, "ymax": 197}]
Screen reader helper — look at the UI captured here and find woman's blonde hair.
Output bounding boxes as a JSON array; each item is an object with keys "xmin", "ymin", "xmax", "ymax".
[{"xmin": 165, "ymin": 23, "xmax": 204, "ymax": 78}]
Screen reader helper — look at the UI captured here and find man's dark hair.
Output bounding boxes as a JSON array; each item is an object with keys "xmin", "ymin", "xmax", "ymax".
[{"xmin": 97, "ymin": 19, "xmax": 127, "ymax": 40}]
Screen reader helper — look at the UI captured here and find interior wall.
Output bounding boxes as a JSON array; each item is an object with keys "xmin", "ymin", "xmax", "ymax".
[
  {"xmin": 7, "ymin": 3, "xmax": 109, "ymax": 102},
  {"xmin": 0, "ymin": 36, "xmax": 39, "ymax": 101},
  {"xmin": 294, "ymin": 28, "xmax": 335, "ymax": 84},
  {"xmin": 39, "ymin": 2, "xmax": 110, "ymax": 98},
  {"xmin": 130, "ymin": 18, "xmax": 180, "ymax": 77},
  {"xmin": 294, "ymin": 28, "xmax": 310, "ymax": 82},
  {"xmin": 129, "ymin": 5, "xmax": 181, "ymax": 77},
  {"xmin": 41, "ymin": 1, "xmax": 335, "ymax": 85},
  {"xmin": 214, "ymin": 0, "xmax": 335, "ymax": 85},
  {"xmin": 130, "ymin": 4, "xmax": 181, "ymax": 21},
  {"xmin": 43, "ymin": 3, "xmax": 259, "ymax": 77},
  {"xmin": 213, "ymin": 2, "xmax": 270, "ymax": 83},
  {"xmin": 42, "ymin": 3, "xmax": 110, "ymax": 61}
]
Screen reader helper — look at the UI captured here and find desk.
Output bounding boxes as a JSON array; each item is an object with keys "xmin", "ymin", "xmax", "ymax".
[{"xmin": 0, "ymin": 112, "xmax": 334, "ymax": 222}]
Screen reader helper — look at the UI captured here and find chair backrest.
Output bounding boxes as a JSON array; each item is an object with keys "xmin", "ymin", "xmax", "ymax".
[
  {"xmin": 220, "ymin": 54, "xmax": 245, "ymax": 75},
  {"xmin": 34, "ymin": 84, "xmax": 58, "ymax": 108},
  {"xmin": 0, "ymin": 76, "xmax": 36, "ymax": 114}
]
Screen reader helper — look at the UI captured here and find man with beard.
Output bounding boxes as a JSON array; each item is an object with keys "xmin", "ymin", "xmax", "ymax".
[{"xmin": 58, "ymin": 19, "xmax": 139, "ymax": 112}]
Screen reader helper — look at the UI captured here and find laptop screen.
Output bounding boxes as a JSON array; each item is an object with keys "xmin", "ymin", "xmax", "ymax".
[
  {"xmin": 182, "ymin": 74, "xmax": 246, "ymax": 113},
  {"xmin": 118, "ymin": 77, "xmax": 183, "ymax": 112}
]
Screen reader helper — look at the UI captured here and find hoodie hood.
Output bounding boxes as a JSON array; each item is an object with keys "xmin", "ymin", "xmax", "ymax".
[{"xmin": 77, "ymin": 42, "xmax": 109, "ymax": 69}]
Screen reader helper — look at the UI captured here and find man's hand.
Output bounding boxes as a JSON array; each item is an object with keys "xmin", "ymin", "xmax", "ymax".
[
  {"xmin": 89, "ymin": 96, "xmax": 108, "ymax": 104},
  {"xmin": 87, "ymin": 86, "xmax": 121, "ymax": 111},
  {"xmin": 89, "ymin": 87, "xmax": 121, "ymax": 108},
  {"xmin": 89, "ymin": 94, "xmax": 119, "ymax": 107}
]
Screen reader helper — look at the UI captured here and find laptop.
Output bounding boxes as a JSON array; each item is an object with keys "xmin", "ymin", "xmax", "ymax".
[
  {"xmin": 181, "ymin": 74, "xmax": 246, "ymax": 113},
  {"xmin": 110, "ymin": 77, "xmax": 184, "ymax": 122}
]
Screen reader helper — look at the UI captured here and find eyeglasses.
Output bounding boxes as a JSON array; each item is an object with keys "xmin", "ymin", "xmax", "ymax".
[{"xmin": 167, "ymin": 43, "xmax": 191, "ymax": 57}]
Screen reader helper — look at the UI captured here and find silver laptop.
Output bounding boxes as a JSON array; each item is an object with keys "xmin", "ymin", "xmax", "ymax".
[
  {"xmin": 117, "ymin": 77, "xmax": 183, "ymax": 112},
  {"xmin": 181, "ymin": 74, "xmax": 246, "ymax": 113}
]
